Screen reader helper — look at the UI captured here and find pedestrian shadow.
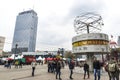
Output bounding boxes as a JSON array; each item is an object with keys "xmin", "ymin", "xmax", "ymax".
[
  {"xmin": 12, "ymin": 76, "xmax": 32, "ymax": 80},
  {"xmin": 12, "ymin": 73, "xmax": 41, "ymax": 80}
]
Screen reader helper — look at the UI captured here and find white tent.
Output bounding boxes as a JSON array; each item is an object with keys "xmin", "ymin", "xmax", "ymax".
[
  {"xmin": 8, "ymin": 54, "xmax": 23, "ymax": 59},
  {"xmin": 1, "ymin": 57, "xmax": 7, "ymax": 61},
  {"xmin": 16, "ymin": 55, "xmax": 23, "ymax": 59},
  {"xmin": 36, "ymin": 56, "xmax": 45, "ymax": 61},
  {"xmin": 36, "ymin": 56, "xmax": 43, "ymax": 61},
  {"xmin": 77, "ymin": 58, "xmax": 86, "ymax": 61},
  {"xmin": 63, "ymin": 58, "xmax": 66, "ymax": 60},
  {"xmin": 9, "ymin": 54, "xmax": 15, "ymax": 59}
]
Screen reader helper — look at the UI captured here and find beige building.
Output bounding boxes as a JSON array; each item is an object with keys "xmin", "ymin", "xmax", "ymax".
[{"xmin": 0, "ymin": 36, "xmax": 5, "ymax": 56}]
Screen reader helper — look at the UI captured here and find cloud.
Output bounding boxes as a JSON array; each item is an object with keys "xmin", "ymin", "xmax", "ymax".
[
  {"xmin": 1, "ymin": 0, "xmax": 120, "ymax": 51},
  {"xmin": 68, "ymin": 0, "xmax": 106, "ymax": 18},
  {"xmin": 101, "ymin": 0, "xmax": 120, "ymax": 41},
  {"xmin": 36, "ymin": 16, "xmax": 75, "ymax": 50},
  {"xmin": 34, "ymin": 0, "xmax": 109, "ymax": 50}
]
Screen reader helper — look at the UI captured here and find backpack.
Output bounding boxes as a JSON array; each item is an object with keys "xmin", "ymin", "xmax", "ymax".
[
  {"xmin": 108, "ymin": 63, "xmax": 116, "ymax": 72},
  {"xmin": 104, "ymin": 64, "xmax": 109, "ymax": 72}
]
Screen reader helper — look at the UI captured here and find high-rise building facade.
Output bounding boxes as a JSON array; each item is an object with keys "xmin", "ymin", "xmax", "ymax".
[
  {"xmin": 0, "ymin": 36, "xmax": 5, "ymax": 56},
  {"xmin": 12, "ymin": 10, "xmax": 38, "ymax": 54}
]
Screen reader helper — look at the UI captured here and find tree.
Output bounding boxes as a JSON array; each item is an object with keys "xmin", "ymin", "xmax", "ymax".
[{"xmin": 64, "ymin": 51, "xmax": 75, "ymax": 59}]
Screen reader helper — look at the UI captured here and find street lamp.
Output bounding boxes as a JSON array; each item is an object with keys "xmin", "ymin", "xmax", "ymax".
[
  {"xmin": 58, "ymin": 48, "xmax": 64, "ymax": 58},
  {"xmin": 14, "ymin": 44, "xmax": 18, "ymax": 62}
]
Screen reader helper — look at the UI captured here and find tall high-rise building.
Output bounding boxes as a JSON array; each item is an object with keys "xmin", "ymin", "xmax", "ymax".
[
  {"xmin": 12, "ymin": 10, "xmax": 38, "ymax": 54},
  {"xmin": 0, "ymin": 36, "xmax": 5, "ymax": 56}
]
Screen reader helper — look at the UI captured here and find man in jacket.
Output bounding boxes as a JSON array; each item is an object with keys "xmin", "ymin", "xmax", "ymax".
[
  {"xmin": 93, "ymin": 58, "xmax": 101, "ymax": 80},
  {"xmin": 83, "ymin": 61, "xmax": 89, "ymax": 79},
  {"xmin": 56, "ymin": 60, "xmax": 62, "ymax": 80},
  {"xmin": 69, "ymin": 59, "xmax": 75, "ymax": 79}
]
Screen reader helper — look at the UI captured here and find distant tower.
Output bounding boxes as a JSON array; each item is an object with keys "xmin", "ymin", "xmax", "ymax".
[
  {"xmin": 110, "ymin": 35, "xmax": 117, "ymax": 48},
  {"xmin": 12, "ymin": 10, "xmax": 38, "ymax": 54}
]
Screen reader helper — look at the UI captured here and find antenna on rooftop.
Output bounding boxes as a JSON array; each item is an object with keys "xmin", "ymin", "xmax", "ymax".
[{"xmin": 32, "ymin": 0, "xmax": 35, "ymax": 10}]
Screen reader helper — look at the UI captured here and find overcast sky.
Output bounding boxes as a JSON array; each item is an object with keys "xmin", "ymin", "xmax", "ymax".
[{"xmin": 0, "ymin": 0, "xmax": 120, "ymax": 51}]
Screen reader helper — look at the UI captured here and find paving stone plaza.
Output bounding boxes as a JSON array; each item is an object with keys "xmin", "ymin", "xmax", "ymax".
[{"xmin": 0, "ymin": 64, "xmax": 111, "ymax": 80}]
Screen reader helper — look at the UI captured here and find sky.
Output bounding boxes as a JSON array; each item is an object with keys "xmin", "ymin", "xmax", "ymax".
[{"xmin": 0, "ymin": 0, "xmax": 120, "ymax": 52}]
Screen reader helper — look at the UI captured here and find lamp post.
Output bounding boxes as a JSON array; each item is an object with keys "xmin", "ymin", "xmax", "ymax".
[
  {"xmin": 14, "ymin": 44, "xmax": 18, "ymax": 62},
  {"xmin": 58, "ymin": 48, "xmax": 64, "ymax": 58}
]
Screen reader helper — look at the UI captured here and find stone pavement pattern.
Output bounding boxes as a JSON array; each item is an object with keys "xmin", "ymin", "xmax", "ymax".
[{"xmin": 0, "ymin": 64, "xmax": 111, "ymax": 80}]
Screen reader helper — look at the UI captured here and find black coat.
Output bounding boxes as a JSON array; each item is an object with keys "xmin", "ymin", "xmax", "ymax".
[
  {"xmin": 83, "ymin": 63, "xmax": 89, "ymax": 70},
  {"xmin": 93, "ymin": 60, "xmax": 101, "ymax": 69},
  {"xmin": 69, "ymin": 61, "xmax": 75, "ymax": 69}
]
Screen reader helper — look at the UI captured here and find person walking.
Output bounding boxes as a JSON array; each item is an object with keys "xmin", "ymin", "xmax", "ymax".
[
  {"xmin": 83, "ymin": 61, "xmax": 90, "ymax": 79},
  {"xmin": 104, "ymin": 62, "xmax": 111, "ymax": 80},
  {"xmin": 108, "ymin": 57, "xmax": 119, "ymax": 80},
  {"xmin": 55, "ymin": 60, "xmax": 62, "ymax": 80},
  {"xmin": 93, "ymin": 58, "xmax": 101, "ymax": 80},
  {"xmin": 69, "ymin": 59, "xmax": 75, "ymax": 79},
  {"xmin": 31, "ymin": 59, "xmax": 37, "ymax": 76}
]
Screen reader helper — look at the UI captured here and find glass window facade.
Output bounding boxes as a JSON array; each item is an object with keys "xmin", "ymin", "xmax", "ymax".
[{"xmin": 12, "ymin": 10, "xmax": 38, "ymax": 54}]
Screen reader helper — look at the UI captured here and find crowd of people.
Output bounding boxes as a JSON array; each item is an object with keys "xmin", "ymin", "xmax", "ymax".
[
  {"xmin": 47, "ymin": 59, "xmax": 75, "ymax": 80},
  {"xmin": 2, "ymin": 56, "xmax": 120, "ymax": 80},
  {"xmin": 84, "ymin": 57, "xmax": 120, "ymax": 80},
  {"xmin": 4, "ymin": 59, "xmax": 23, "ymax": 69},
  {"xmin": 45, "ymin": 57, "xmax": 120, "ymax": 80}
]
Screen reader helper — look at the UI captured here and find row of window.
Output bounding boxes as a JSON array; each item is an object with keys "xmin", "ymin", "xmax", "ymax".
[{"xmin": 72, "ymin": 40, "xmax": 109, "ymax": 47}]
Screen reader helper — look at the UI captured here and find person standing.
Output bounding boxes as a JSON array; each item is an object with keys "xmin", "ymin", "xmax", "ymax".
[
  {"xmin": 31, "ymin": 59, "xmax": 37, "ymax": 76},
  {"xmin": 47, "ymin": 61, "xmax": 51, "ymax": 73},
  {"xmin": 83, "ymin": 61, "xmax": 90, "ymax": 79},
  {"xmin": 108, "ymin": 57, "xmax": 119, "ymax": 80},
  {"xmin": 15, "ymin": 60, "xmax": 19, "ymax": 68},
  {"xmin": 56, "ymin": 60, "xmax": 62, "ymax": 80},
  {"xmin": 19, "ymin": 60, "xmax": 22, "ymax": 68},
  {"xmin": 93, "ymin": 58, "xmax": 101, "ymax": 80},
  {"xmin": 53, "ymin": 60, "xmax": 57, "ymax": 74},
  {"xmin": 104, "ymin": 62, "xmax": 111, "ymax": 80},
  {"xmin": 69, "ymin": 59, "xmax": 75, "ymax": 79},
  {"xmin": 8, "ymin": 60, "xmax": 11, "ymax": 69}
]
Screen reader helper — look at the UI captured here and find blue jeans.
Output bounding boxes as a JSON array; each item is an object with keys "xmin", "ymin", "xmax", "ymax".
[{"xmin": 94, "ymin": 69, "xmax": 101, "ymax": 80}]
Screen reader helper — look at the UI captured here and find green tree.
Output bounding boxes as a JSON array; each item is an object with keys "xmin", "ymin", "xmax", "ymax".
[{"xmin": 64, "ymin": 51, "xmax": 75, "ymax": 59}]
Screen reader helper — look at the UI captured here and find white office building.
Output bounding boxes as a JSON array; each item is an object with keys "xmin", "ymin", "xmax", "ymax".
[{"xmin": 0, "ymin": 36, "xmax": 5, "ymax": 56}]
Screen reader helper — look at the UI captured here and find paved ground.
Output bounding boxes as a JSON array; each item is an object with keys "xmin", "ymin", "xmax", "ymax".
[{"xmin": 0, "ymin": 64, "xmax": 111, "ymax": 80}]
